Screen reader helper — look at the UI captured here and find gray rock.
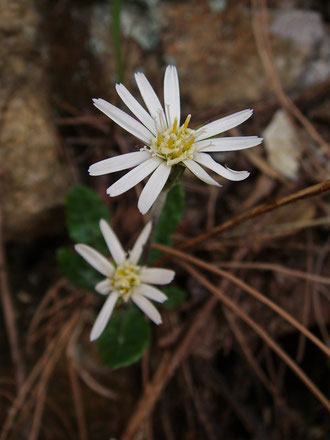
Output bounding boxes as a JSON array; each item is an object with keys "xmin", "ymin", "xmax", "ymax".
[
  {"xmin": 270, "ymin": 9, "xmax": 325, "ymax": 49},
  {"xmin": 270, "ymin": 8, "xmax": 330, "ymax": 88},
  {"xmin": 263, "ymin": 110, "xmax": 302, "ymax": 181},
  {"xmin": 208, "ymin": 0, "xmax": 227, "ymax": 13},
  {"xmin": 161, "ymin": 4, "xmax": 330, "ymax": 112},
  {"xmin": 0, "ymin": 0, "xmax": 71, "ymax": 239},
  {"xmin": 121, "ymin": 0, "xmax": 161, "ymax": 51}
]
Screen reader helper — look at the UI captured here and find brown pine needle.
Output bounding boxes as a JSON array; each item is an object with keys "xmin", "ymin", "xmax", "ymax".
[
  {"xmin": 179, "ymin": 261, "xmax": 330, "ymax": 412},
  {"xmin": 122, "ymin": 297, "xmax": 218, "ymax": 440},
  {"xmin": 153, "ymin": 243, "xmax": 330, "ymax": 358},
  {"xmin": 0, "ymin": 313, "xmax": 80, "ymax": 440},
  {"xmin": 213, "ymin": 261, "xmax": 330, "ymax": 286}
]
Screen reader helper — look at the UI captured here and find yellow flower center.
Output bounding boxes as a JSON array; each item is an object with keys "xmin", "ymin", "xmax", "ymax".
[
  {"xmin": 151, "ymin": 115, "xmax": 196, "ymax": 166},
  {"xmin": 111, "ymin": 263, "xmax": 141, "ymax": 301}
]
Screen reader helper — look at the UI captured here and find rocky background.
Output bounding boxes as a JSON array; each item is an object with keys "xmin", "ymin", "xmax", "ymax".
[{"xmin": 1, "ymin": 0, "xmax": 330, "ymax": 439}]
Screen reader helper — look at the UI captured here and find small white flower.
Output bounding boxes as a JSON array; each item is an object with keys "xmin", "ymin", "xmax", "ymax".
[
  {"xmin": 75, "ymin": 220, "xmax": 174, "ymax": 341},
  {"xmin": 90, "ymin": 65, "xmax": 262, "ymax": 214}
]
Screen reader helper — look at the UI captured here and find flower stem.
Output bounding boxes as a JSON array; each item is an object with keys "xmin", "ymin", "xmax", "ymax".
[
  {"xmin": 163, "ymin": 165, "xmax": 185, "ymax": 192},
  {"xmin": 141, "ymin": 165, "xmax": 185, "ymax": 264}
]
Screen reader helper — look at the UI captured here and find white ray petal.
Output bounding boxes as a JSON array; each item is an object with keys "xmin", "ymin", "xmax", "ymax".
[
  {"xmin": 164, "ymin": 65, "xmax": 180, "ymax": 126},
  {"xmin": 196, "ymin": 136, "xmax": 263, "ymax": 152},
  {"xmin": 107, "ymin": 157, "xmax": 162, "ymax": 197},
  {"xmin": 196, "ymin": 109, "xmax": 253, "ymax": 141},
  {"xmin": 75, "ymin": 244, "xmax": 114, "ymax": 277},
  {"xmin": 90, "ymin": 291, "xmax": 118, "ymax": 341},
  {"xmin": 140, "ymin": 268, "xmax": 175, "ymax": 285},
  {"xmin": 95, "ymin": 279, "xmax": 112, "ymax": 295},
  {"xmin": 194, "ymin": 152, "xmax": 250, "ymax": 181},
  {"xmin": 129, "ymin": 222, "xmax": 152, "ymax": 264},
  {"xmin": 138, "ymin": 162, "xmax": 171, "ymax": 215},
  {"xmin": 93, "ymin": 98, "xmax": 152, "ymax": 144},
  {"xmin": 99, "ymin": 219, "xmax": 126, "ymax": 265},
  {"xmin": 183, "ymin": 159, "xmax": 221, "ymax": 186},
  {"xmin": 115, "ymin": 83, "xmax": 156, "ymax": 134},
  {"xmin": 131, "ymin": 292, "xmax": 162, "ymax": 325},
  {"xmin": 134, "ymin": 72, "xmax": 166, "ymax": 128},
  {"xmin": 88, "ymin": 151, "xmax": 151, "ymax": 176},
  {"xmin": 137, "ymin": 284, "xmax": 168, "ymax": 303}
]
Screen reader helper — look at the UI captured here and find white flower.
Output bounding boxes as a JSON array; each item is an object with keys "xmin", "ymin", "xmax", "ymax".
[
  {"xmin": 75, "ymin": 220, "xmax": 174, "ymax": 341},
  {"xmin": 90, "ymin": 65, "xmax": 262, "ymax": 214}
]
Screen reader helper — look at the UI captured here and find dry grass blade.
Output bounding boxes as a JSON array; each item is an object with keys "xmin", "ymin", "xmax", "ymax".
[
  {"xmin": 179, "ymin": 261, "xmax": 330, "ymax": 411},
  {"xmin": 153, "ymin": 243, "xmax": 330, "ymax": 358},
  {"xmin": 179, "ymin": 180, "xmax": 330, "ymax": 250}
]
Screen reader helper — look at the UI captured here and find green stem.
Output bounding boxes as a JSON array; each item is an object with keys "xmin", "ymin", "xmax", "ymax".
[
  {"xmin": 163, "ymin": 165, "xmax": 185, "ymax": 192},
  {"xmin": 141, "ymin": 165, "xmax": 185, "ymax": 265}
]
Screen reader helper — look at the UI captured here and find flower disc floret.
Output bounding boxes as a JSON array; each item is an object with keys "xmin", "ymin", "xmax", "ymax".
[
  {"xmin": 150, "ymin": 116, "xmax": 196, "ymax": 166},
  {"xmin": 111, "ymin": 262, "xmax": 141, "ymax": 300}
]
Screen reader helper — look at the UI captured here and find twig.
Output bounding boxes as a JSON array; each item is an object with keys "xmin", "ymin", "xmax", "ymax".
[{"xmin": 178, "ymin": 180, "xmax": 330, "ymax": 250}]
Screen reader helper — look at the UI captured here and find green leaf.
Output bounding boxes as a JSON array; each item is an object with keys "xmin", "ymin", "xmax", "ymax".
[
  {"xmin": 65, "ymin": 185, "xmax": 109, "ymax": 252},
  {"xmin": 149, "ymin": 183, "xmax": 184, "ymax": 263},
  {"xmin": 98, "ymin": 306, "xmax": 151, "ymax": 369},
  {"xmin": 162, "ymin": 286, "xmax": 186, "ymax": 309},
  {"xmin": 57, "ymin": 247, "xmax": 102, "ymax": 290}
]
